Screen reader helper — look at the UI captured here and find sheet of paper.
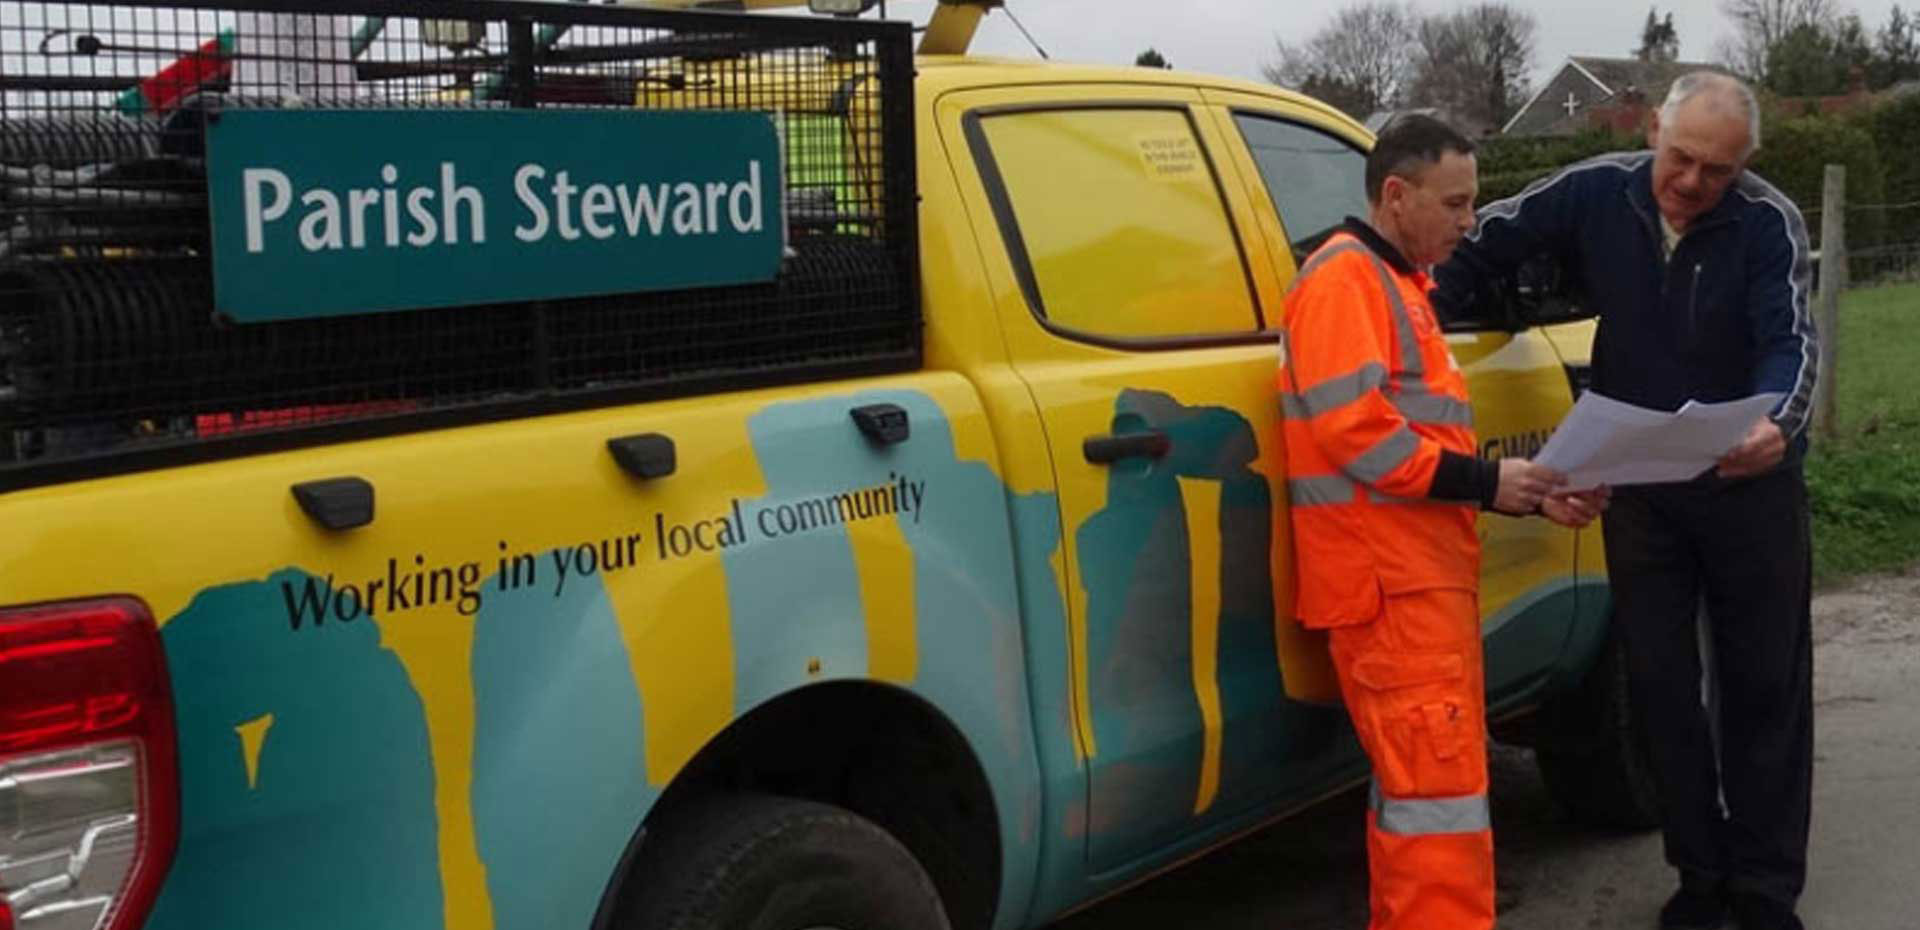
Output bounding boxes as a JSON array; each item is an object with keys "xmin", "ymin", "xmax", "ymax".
[{"xmin": 1532, "ymin": 391, "xmax": 1784, "ymax": 489}]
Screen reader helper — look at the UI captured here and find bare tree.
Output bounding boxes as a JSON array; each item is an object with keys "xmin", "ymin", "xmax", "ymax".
[
  {"xmin": 1264, "ymin": 1, "xmax": 1418, "ymax": 119},
  {"xmin": 1877, "ymin": 5, "xmax": 1920, "ymax": 86},
  {"xmin": 1406, "ymin": 3, "xmax": 1538, "ymax": 133},
  {"xmin": 1718, "ymin": 0, "xmax": 1843, "ymax": 80}
]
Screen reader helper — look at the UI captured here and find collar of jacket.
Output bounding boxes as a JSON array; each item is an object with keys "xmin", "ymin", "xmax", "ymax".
[
  {"xmin": 1339, "ymin": 216, "xmax": 1419, "ymax": 276},
  {"xmin": 1623, "ymin": 156, "xmax": 1745, "ymax": 241}
]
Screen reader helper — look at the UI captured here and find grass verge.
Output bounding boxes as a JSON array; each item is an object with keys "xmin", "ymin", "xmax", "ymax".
[{"xmin": 1807, "ymin": 282, "xmax": 1920, "ymax": 586}]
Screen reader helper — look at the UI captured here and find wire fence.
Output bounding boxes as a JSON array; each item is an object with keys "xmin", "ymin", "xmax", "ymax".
[
  {"xmin": 1804, "ymin": 167, "xmax": 1920, "ymax": 437},
  {"xmin": 1803, "ymin": 200, "xmax": 1920, "ymax": 289}
]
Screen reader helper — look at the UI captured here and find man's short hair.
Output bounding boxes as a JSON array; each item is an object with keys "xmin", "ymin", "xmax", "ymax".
[
  {"xmin": 1660, "ymin": 71, "xmax": 1761, "ymax": 159},
  {"xmin": 1365, "ymin": 114, "xmax": 1475, "ymax": 204}
]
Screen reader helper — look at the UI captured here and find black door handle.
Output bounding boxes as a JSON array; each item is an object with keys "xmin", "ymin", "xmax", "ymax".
[{"xmin": 1083, "ymin": 430, "xmax": 1170, "ymax": 465}]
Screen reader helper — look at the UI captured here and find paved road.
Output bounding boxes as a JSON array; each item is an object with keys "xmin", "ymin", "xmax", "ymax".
[{"xmin": 1048, "ymin": 567, "xmax": 1920, "ymax": 930}]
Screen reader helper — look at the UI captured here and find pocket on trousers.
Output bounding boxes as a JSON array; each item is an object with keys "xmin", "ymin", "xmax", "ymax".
[{"xmin": 1347, "ymin": 650, "xmax": 1480, "ymax": 797}]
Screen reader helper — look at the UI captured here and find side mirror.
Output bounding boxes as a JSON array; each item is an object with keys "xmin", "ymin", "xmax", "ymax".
[{"xmin": 808, "ymin": 0, "xmax": 880, "ymax": 14}]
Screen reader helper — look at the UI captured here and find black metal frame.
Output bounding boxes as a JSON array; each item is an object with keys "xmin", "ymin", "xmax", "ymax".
[{"xmin": 0, "ymin": 0, "xmax": 921, "ymax": 490}]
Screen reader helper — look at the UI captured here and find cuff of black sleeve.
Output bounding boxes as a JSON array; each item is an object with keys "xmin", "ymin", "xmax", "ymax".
[{"xmin": 1430, "ymin": 450, "xmax": 1500, "ymax": 509}]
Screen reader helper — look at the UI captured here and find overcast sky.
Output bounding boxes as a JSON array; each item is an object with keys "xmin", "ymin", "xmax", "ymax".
[{"xmin": 959, "ymin": 0, "xmax": 1906, "ymax": 87}]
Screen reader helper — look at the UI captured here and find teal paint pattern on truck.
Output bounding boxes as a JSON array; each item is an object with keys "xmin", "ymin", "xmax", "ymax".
[
  {"xmin": 1004, "ymin": 486, "xmax": 1091, "ymax": 927},
  {"xmin": 1481, "ymin": 578, "xmax": 1579, "ymax": 701},
  {"xmin": 147, "ymin": 572, "xmax": 444, "ymax": 930},
  {"xmin": 470, "ymin": 561, "xmax": 654, "ymax": 930},
  {"xmin": 731, "ymin": 387, "xmax": 1045, "ymax": 929},
  {"xmin": 1081, "ymin": 390, "xmax": 1345, "ymax": 870}
]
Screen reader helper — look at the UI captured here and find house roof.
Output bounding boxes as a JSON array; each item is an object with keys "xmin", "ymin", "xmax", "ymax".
[
  {"xmin": 1502, "ymin": 56, "xmax": 1729, "ymax": 135},
  {"xmin": 1567, "ymin": 56, "xmax": 1724, "ymax": 102}
]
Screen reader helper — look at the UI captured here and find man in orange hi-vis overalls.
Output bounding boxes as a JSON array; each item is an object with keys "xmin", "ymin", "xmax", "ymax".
[{"xmin": 1278, "ymin": 115, "xmax": 1609, "ymax": 930}]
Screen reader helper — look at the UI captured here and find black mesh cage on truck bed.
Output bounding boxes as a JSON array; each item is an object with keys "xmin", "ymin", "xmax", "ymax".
[{"xmin": 0, "ymin": 0, "xmax": 919, "ymax": 489}]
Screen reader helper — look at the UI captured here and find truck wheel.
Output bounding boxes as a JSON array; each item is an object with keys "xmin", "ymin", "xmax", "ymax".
[
  {"xmin": 1534, "ymin": 625, "xmax": 1662, "ymax": 830},
  {"xmin": 622, "ymin": 793, "xmax": 952, "ymax": 930}
]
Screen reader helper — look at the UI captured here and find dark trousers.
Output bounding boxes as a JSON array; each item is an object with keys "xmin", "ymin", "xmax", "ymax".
[{"xmin": 1601, "ymin": 466, "xmax": 1813, "ymax": 906}]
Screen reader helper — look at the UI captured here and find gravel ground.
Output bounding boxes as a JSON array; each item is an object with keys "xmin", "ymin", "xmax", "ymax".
[{"xmin": 1048, "ymin": 564, "xmax": 1920, "ymax": 930}]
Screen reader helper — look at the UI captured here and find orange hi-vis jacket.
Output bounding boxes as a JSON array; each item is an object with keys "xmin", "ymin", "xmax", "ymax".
[{"xmin": 1280, "ymin": 226, "xmax": 1480, "ymax": 628}]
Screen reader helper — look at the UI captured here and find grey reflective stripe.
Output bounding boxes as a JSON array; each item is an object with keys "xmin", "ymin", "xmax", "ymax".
[
  {"xmin": 1345, "ymin": 427, "xmax": 1419, "ymax": 484},
  {"xmin": 1288, "ymin": 475, "xmax": 1359, "ymax": 507},
  {"xmin": 1358, "ymin": 252, "xmax": 1427, "ymax": 380},
  {"xmin": 1471, "ymin": 152, "xmax": 1648, "ymax": 239},
  {"xmin": 1391, "ymin": 388, "xmax": 1475, "ymax": 427},
  {"xmin": 1279, "ymin": 362, "xmax": 1389, "ymax": 420},
  {"xmin": 1370, "ymin": 780, "xmax": 1491, "ymax": 836},
  {"xmin": 1732, "ymin": 173, "xmax": 1817, "ymax": 441},
  {"xmin": 1293, "ymin": 239, "xmax": 1369, "ymax": 281}
]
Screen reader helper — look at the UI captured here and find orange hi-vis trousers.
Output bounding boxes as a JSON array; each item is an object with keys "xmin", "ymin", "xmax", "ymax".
[{"xmin": 1329, "ymin": 587, "xmax": 1494, "ymax": 930}]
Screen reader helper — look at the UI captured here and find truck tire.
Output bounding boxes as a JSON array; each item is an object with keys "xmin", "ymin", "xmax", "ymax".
[
  {"xmin": 623, "ymin": 793, "xmax": 952, "ymax": 930},
  {"xmin": 1533, "ymin": 625, "xmax": 1663, "ymax": 830}
]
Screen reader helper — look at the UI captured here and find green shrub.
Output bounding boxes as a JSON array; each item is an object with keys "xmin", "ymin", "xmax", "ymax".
[
  {"xmin": 1477, "ymin": 166, "xmax": 1553, "ymax": 206},
  {"xmin": 1748, "ymin": 115, "xmax": 1886, "ymax": 249},
  {"xmin": 1475, "ymin": 129, "xmax": 1629, "ymax": 176},
  {"xmin": 1474, "ymin": 130, "xmax": 1638, "ymax": 207},
  {"xmin": 1868, "ymin": 94, "xmax": 1920, "ymax": 242}
]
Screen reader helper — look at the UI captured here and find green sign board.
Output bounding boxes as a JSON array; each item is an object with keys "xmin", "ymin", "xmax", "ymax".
[{"xmin": 206, "ymin": 109, "xmax": 786, "ymax": 322}]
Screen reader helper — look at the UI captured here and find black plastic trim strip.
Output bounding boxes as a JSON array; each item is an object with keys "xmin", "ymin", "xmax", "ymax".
[
  {"xmin": 850, "ymin": 403, "xmax": 910, "ymax": 445},
  {"xmin": 606, "ymin": 434, "xmax": 678, "ymax": 480},
  {"xmin": 291, "ymin": 477, "xmax": 375, "ymax": 531}
]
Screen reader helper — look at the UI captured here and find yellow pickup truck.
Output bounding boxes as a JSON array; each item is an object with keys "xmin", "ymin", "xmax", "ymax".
[{"xmin": 0, "ymin": 2, "xmax": 1650, "ymax": 929}]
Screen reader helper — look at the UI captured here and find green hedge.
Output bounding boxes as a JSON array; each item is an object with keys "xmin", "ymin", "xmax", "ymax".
[
  {"xmin": 1475, "ymin": 114, "xmax": 1888, "ymax": 245},
  {"xmin": 1474, "ymin": 130, "xmax": 1637, "ymax": 207},
  {"xmin": 1477, "ymin": 166, "xmax": 1554, "ymax": 206},
  {"xmin": 1747, "ymin": 116, "xmax": 1886, "ymax": 249},
  {"xmin": 1474, "ymin": 129, "xmax": 1627, "ymax": 176},
  {"xmin": 1869, "ymin": 94, "xmax": 1920, "ymax": 242}
]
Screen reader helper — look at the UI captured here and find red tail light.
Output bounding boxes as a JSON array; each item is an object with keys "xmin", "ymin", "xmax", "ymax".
[{"xmin": 0, "ymin": 598, "xmax": 178, "ymax": 930}]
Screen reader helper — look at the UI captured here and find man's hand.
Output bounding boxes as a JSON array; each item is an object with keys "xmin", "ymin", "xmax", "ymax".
[
  {"xmin": 1540, "ymin": 486, "xmax": 1611, "ymax": 528},
  {"xmin": 1717, "ymin": 416, "xmax": 1786, "ymax": 478},
  {"xmin": 1494, "ymin": 458, "xmax": 1567, "ymax": 515}
]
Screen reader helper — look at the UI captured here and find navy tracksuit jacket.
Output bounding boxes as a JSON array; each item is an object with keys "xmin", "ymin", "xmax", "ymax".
[{"xmin": 1433, "ymin": 151, "xmax": 1817, "ymax": 459}]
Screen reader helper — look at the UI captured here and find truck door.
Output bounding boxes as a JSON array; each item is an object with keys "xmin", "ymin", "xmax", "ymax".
[
  {"xmin": 1200, "ymin": 90, "xmax": 1585, "ymax": 701},
  {"xmin": 940, "ymin": 84, "xmax": 1350, "ymax": 870}
]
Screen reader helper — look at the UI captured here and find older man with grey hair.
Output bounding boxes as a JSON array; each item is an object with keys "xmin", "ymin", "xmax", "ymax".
[{"xmin": 1434, "ymin": 73, "xmax": 1816, "ymax": 930}]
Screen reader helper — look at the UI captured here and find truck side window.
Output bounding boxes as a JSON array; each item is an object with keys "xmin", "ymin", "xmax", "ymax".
[
  {"xmin": 1231, "ymin": 115, "xmax": 1368, "ymax": 266},
  {"xmin": 974, "ymin": 108, "xmax": 1261, "ymax": 340}
]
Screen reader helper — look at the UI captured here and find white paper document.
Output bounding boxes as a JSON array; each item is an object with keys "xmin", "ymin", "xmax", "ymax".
[{"xmin": 1532, "ymin": 391, "xmax": 1785, "ymax": 489}]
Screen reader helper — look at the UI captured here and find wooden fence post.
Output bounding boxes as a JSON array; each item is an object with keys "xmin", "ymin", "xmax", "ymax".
[{"xmin": 1813, "ymin": 164, "xmax": 1846, "ymax": 440}]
